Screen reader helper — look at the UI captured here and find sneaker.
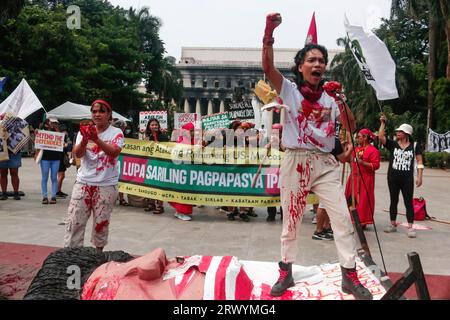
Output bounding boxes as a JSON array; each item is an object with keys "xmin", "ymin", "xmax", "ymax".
[
  {"xmin": 13, "ymin": 192, "xmax": 21, "ymax": 200},
  {"xmin": 0, "ymin": 193, "xmax": 8, "ymax": 200},
  {"xmin": 49, "ymin": 197, "xmax": 57, "ymax": 204},
  {"xmin": 341, "ymin": 266, "xmax": 373, "ymax": 300},
  {"xmin": 175, "ymin": 213, "xmax": 192, "ymax": 221},
  {"xmin": 312, "ymin": 215, "xmax": 317, "ymax": 224},
  {"xmin": 384, "ymin": 225, "xmax": 397, "ymax": 233},
  {"xmin": 239, "ymin": 213, "xmax": 250, "ymax": 222},
  {"xmin": 227, "ymin": 212, "xmax": 236, "ymax": 221},
  {"xmin": 56, "ymin": 191, "xmax": 67, "ymax": 198},
  {"xmin": 407, "ymin": 228, "xmax": 417, "ymax": 238},
  {"xmin": 312, "ymin": 231, "xmax": 334, "ymax": 241},
  {"xmin": 323, "ymin": 227, "xmax": 333, "ymax": 235},
  {"xmin": 270, "ymin": 262, "xmax": 295, "ymax": 297}
]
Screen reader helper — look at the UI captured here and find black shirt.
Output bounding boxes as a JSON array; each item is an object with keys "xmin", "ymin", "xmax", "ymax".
[{"xmin": 385, "ymin": 138, "xmax": 422, "ymax": 179}]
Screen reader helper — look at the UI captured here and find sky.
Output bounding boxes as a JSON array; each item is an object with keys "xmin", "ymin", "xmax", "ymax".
[{"xmin": 108, "ymin": 0, "xmax": 392, "ymax": 62}]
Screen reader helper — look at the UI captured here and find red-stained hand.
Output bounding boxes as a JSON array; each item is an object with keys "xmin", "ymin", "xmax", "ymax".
[
  {"xmin": 88, "ymin": 125, "xmax": 99, "ymax": 142},
  {"xmin": 263, "ymin": 13, "xmax": 282, "ymax": 45}
]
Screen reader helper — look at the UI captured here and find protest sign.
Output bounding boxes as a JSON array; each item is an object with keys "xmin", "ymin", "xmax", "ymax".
[
  {"xmin": 201, "ymin": 112, "xmax": 232, "ymax": 132},
  {"xmin": 228, "ymin": 100, "xmax": 255, "ymax": 121},
  {"xmin": 0, "ymin": 124, "xmax": 9, "ymax": 161},
  {"xmin": 174, "ymin": 113, "xmax": 200, "ymax": 129},
  {"xmin": 34, "ymin": 130, "xmax": 65, "ymax": 152},
  {"xmin": 427, "ymin": 129, "xmax": 450, "ymax": 152},
  {"xmin": 139, "ymin": 111, "xmax": 168, "ymax": 133}
]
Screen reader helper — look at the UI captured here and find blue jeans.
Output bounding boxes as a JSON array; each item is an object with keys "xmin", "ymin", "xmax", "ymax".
[{"xmin": 40, "ymin": 160, "xmax": 60, "ymax": 198}]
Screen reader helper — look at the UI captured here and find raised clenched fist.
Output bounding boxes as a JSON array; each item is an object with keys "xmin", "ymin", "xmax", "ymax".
[
  {"xmin": 263, "ymin": 13, "xmax": 282, "ymax": 46},
  {"xmin": 266, "ymin": 13, "xmax": 282, "ymax": 31}
]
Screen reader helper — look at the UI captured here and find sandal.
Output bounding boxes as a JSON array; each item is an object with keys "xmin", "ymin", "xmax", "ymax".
[
  {"xmin": 119, "ymin": 199, "xmax": 130, "ymax": 206},
  {"xmin": 42, "ymin": 198, "xmax": 49, "ymax": 204},
  {"xmin": 153, "ymin": 206, "xmax": 165, "ymax": 214}
]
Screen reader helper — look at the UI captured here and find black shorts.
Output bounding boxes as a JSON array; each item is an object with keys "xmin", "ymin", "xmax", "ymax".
[{"xmin": 58, "ymin": 159, "xmax": 67, "ymax": 172}]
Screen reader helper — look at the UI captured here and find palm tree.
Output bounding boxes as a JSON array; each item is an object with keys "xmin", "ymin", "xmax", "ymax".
[
  {"xmin": 331, "ymin": 37, "xmax": 379, "ymax": 127},
  {"xmin": 440, "ymin": 0, "xmax": 450, "ymax": 79},
  {"xmin": 391, "ymin": 0, "xmax": 446, "ymax": 136}
]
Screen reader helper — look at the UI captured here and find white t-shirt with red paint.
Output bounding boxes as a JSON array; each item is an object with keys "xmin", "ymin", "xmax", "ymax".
[
  {"xmin": 75, "ymin": 125, "xmax": 124, "ymax": 186},
  {"xmin": 280, "ymin": 77, "xmax": 339, "ymax": 152}
]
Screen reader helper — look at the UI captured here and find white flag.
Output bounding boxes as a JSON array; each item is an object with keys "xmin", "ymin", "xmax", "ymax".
[
  {"xmin": 0, "ymin": 79, "xmax": 45, "ymax": 118},
  {"xmin": 344, "ymin": 16, "xmax": 399, "ymax": 100}
]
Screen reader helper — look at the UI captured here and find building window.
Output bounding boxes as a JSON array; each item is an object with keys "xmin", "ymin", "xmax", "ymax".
[
  {"xmin": 238, "ymin": 80, "xmax": 243, "ymax": 87},
  {"xmin": 250, "ymin": 81, "xmax": 256, "ymax": 89},
  {"xmin": 191, "ymin": 79, "xmax": 195, "ymax": 88},
  {"xmin": 214, "ymin": 80, "xmax": 220, "ymax": 88},
  {"xmin": 227, "ymin": 80, "xmax": 231, "ymax": 88},
  {"xmin": 203, "ymin": 79, "xmax": 208, "ymax": 88}
]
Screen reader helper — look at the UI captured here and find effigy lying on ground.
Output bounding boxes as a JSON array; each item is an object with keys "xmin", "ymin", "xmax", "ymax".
[{"xmin": 22, "ymin": 247, "xmax": 386, "ymax": 300}]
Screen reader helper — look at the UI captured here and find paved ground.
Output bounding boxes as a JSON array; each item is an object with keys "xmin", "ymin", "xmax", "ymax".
[{"xmin": 0, "ymin": 157, "xmax": 449, "ymax": 276}]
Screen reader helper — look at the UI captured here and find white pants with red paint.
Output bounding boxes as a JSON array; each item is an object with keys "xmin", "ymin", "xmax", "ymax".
[
  {"xmin": 64, "ymin": 182, "xmax": 118, "ymax": 248},
  {"xmin": 280, "ymin": 149, "xmax": 357, "ymax": 269}
]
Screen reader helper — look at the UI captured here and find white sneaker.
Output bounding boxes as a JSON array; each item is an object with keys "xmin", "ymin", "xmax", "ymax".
[
  {"xmin": 175, "ymin": 213, "xmax": 192, "ymax": 221},
  {"xmin": 384, "ymin": 225, "xmax": 397, "ymax": 233},
  {"xmin": 407, "ymin": 228, "xmax": 417, "ymax": 238},
  {"xmin": 312, "ymin": 215, "xmax": 317, "ymax": 224}
]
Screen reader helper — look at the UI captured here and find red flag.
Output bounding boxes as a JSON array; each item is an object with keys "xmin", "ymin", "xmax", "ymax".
[{"xmin": 305, "ymin": 12, "xmax": 318, "ymax": 45}]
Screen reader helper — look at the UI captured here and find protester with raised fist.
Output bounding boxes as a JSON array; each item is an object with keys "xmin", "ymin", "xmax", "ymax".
[
  {"xmin": 261, "ymin": 12, "xmax": 372, "ymax": 300},
  {"xmin": 64, "ymin": 99, "xmax": 124, "ymax": 252},
  {"xmin": 378, "ymin": 114, "xmax": 423, "ymax": 238}
]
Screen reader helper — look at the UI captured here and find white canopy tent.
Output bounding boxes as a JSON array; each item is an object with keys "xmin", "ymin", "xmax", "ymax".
[{"xmin": 47, "ymin": 101, "xmax": 131, "ymax": 122}]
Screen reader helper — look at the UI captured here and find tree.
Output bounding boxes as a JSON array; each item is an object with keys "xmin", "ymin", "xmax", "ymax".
[
  {"xmin": 391, "ymin": 0, "xmax": 448, "ymax": 135},
  {"xmin": 331, "ymin": 11, "xmax": 431, "ymax": 140},
  {"xmin": 0, "ymin": 0, "xmax": 182, "ymax": 126}
]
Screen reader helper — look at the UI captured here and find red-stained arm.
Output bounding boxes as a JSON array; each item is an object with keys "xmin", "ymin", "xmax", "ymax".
[{"xmin": 262, "ymin": 13, "xmax": 283, "ymax": 94}]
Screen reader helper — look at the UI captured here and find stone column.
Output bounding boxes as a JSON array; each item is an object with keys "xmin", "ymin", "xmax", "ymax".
[
  {"xmin": 219, "ymin": 100, "xmax": 225, "ymax": 113},
  {"xmin": 184, "ymin": 98, "xmax": 190, "ymax": 113},
  {"xmin": 207, "ymin": 99, "xmax": 213, "ymax": 115},
  {"xmin": 195, "ymin": 98, "xmax": 201, "ymax": 115}
]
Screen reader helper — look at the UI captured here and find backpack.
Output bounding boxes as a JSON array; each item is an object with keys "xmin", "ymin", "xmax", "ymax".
[{"xmin": 413, "ymin": 197, "xmax": 430, "ymax": 221}]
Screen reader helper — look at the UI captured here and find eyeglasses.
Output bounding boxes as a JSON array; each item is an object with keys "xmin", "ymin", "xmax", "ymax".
[{"xmin": 91, "ymin": 109, "xmax": 106, "ymax": 114}]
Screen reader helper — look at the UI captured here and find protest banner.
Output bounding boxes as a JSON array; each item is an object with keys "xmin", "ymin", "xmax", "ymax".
[
  {"xmin": 228, "ymin": 100, "xmax": 255, "ymax": 121},
  {"xmin": 139, "ymin": 111, "xmax": 168, "ymax": 133},
  {"xmin": 118, "ymin": 138, "xmax": 319, "ymax": 207},
  {"xmin": 174, "ymin": 113, "xmax": 200, "ymax": 129},
  {"xmin": 201, "ymin": 112, "xmax": 232, "ymax": 132},
  {"xmin": 34, "ymin": 130, "xmax": 65, "ymax": 152},
  {"xmin": 2, "ymin": 115, "xmax": 30, "ymax": 154},
  {"xmin": 427, "ymin": 129, "xmax": 450, "ymax": 152},
  {"xmin": 0, "ymin": 124, "xmax": 9, "ymax": 161}
]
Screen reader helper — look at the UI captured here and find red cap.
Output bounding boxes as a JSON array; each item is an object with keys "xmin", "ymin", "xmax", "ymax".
[{"xmin": 91, "ymin": 99, "xmax": 112, "ymax": 112}]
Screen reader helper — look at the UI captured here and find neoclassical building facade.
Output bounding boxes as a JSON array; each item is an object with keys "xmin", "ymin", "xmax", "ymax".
[{"xmin": 175, "ymin": 47, "xmax": 341, "ymax": 116}]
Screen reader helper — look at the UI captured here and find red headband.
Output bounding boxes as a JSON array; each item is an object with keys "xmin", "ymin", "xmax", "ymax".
[
  {"xmin": 91, "ymin": 99, "xmax": 112, "ymax": 112},
  {"xmin": 359, "ymin": 128, "xmax": 376, "ymax": 140}
]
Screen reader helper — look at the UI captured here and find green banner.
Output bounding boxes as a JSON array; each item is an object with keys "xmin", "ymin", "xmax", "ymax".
[
  {"xmin": 201, "ymin": 112, "xmax": 232, "ymax": 132},
  {"xmin": 118, "ymin": 139, "xmax": 319, "ymax": 207}
]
